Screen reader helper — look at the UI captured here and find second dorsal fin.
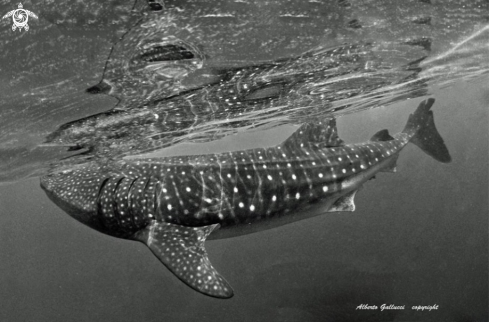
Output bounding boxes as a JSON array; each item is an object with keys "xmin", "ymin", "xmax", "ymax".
[
  {"xmin": 281, "ymin": 118, "xmax": 344, "ymax": 150},
  {"xmin": 370, "ymin": 129, "xmax": 395, "ymax": 142}
]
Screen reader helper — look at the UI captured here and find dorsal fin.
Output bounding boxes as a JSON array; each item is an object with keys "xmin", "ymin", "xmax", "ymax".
[
  {"xmin": 281, "ymin": 118, "xmax": 344, "ymax": 150},
  {"xmin": 134, "ymin": 221, "xmax": 233, "ymax": 298},
  {"xmin": 370, "ymin": 129, "xmax": 394, "ymax": 142}
]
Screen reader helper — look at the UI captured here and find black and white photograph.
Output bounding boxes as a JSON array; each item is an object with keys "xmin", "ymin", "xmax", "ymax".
[{"xmin": 0, "ymin": 1, "xmax": 487, "ymax": 321}]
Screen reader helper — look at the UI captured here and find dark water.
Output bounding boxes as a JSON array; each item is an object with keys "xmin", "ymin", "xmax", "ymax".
[{"xmin": 0, "ymin": 0, "xmax": 488, "ymax": 321}]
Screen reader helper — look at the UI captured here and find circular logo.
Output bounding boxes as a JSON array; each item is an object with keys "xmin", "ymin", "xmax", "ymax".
[{"xmin": 2, "ymin": 3, "xmax": 38, "ymax": 32}]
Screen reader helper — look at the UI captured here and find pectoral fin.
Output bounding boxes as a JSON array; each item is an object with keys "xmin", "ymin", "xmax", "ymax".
[
  {"xmin": 134, "ymin": 221, "xmax": 233, "ymax": 298},
  {"xmin": 328, "ymin": 190, "xmax": 357, "ymax": 212}
]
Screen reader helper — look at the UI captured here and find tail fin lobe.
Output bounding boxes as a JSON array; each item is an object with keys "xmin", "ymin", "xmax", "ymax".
[{"xmin": 403, "ymin": 98, "xmax": 451, "ymax": 163}]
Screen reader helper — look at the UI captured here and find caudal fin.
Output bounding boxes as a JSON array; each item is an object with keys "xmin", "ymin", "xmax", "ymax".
[{"xmin": 403, "ymin": 98, "xmax": 452, "ymax": 163}]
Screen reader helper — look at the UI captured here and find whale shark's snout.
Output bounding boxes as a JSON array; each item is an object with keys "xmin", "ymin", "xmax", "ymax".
[
  {"xmin": 40, "ymin": 171, "xmax": 62, "ymax": 192},
  {"xmin": 40, "ymin": 167, "xmax": 107, "ymax": 233}
]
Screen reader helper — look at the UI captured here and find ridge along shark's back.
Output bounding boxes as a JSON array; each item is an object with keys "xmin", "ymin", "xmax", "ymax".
[{"xmin": 41, "ymin": 98, "xmax": 450, "ymax": 298}]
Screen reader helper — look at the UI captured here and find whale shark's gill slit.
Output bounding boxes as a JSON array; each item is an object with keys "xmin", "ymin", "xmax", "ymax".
[
  {"xmin": 142, "ymin": 176, "xmax": 152, "ymax": 191},
  {"xmin": 154, "ymin": 179, "xmax": 162, "ymax": 222},
  {"xmin": 112, "ymin": 177, "xmax": 125, "ymax": 221},
  {"xmin": 127, "ymin": 176, "xmax": 151, "ymax": 231},
  {"xmin": 95, "ymin": 177, "xmax": 111, "ymax": 223},
  {"xmin": 96, "ymin": 178, "xmax": 110, "ymax": 204},
  {"xmin": 126, "ymin": 178, "xmax": 138, "ymax": 227}
]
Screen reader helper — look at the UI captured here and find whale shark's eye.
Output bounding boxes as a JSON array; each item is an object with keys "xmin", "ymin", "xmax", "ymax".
[{"xmin": 138, "ymin": 45, "xmax": 195, "ymax": 62}]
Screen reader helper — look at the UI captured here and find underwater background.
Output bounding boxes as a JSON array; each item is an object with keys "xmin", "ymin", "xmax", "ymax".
[{"xmin": 0, "ymin": 0, "xmax": 487, "ymax": 321}]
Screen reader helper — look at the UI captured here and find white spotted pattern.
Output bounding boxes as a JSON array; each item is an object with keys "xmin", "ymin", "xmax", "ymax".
[{"xmin": 143, "ymin": 222, "xmax": 233, "ymax": 298}]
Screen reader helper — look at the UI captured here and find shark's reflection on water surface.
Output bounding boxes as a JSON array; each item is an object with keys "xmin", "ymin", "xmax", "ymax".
[
  {"xmin": 43, "ymin": 0, "xmax": 487, "ymax": 165},
  {"xmin": 45, "ymin": 42, "xmax": 428, "ymax": 163}
]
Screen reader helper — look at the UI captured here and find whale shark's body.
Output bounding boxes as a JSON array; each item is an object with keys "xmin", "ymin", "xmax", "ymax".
[{"xmin": 41, "ymin": 99, "xmax": 450, "ymax": 298}]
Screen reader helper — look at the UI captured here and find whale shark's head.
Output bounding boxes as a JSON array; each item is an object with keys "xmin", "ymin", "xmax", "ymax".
[{"xmin": 40, "ymin": 164, "xmax": 107, "ymax": 233}]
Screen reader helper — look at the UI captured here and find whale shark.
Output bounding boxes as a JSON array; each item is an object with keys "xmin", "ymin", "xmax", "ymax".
[{"xmin": 41, "ymin": 98, "xmax": 450, "ymax": 298}]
